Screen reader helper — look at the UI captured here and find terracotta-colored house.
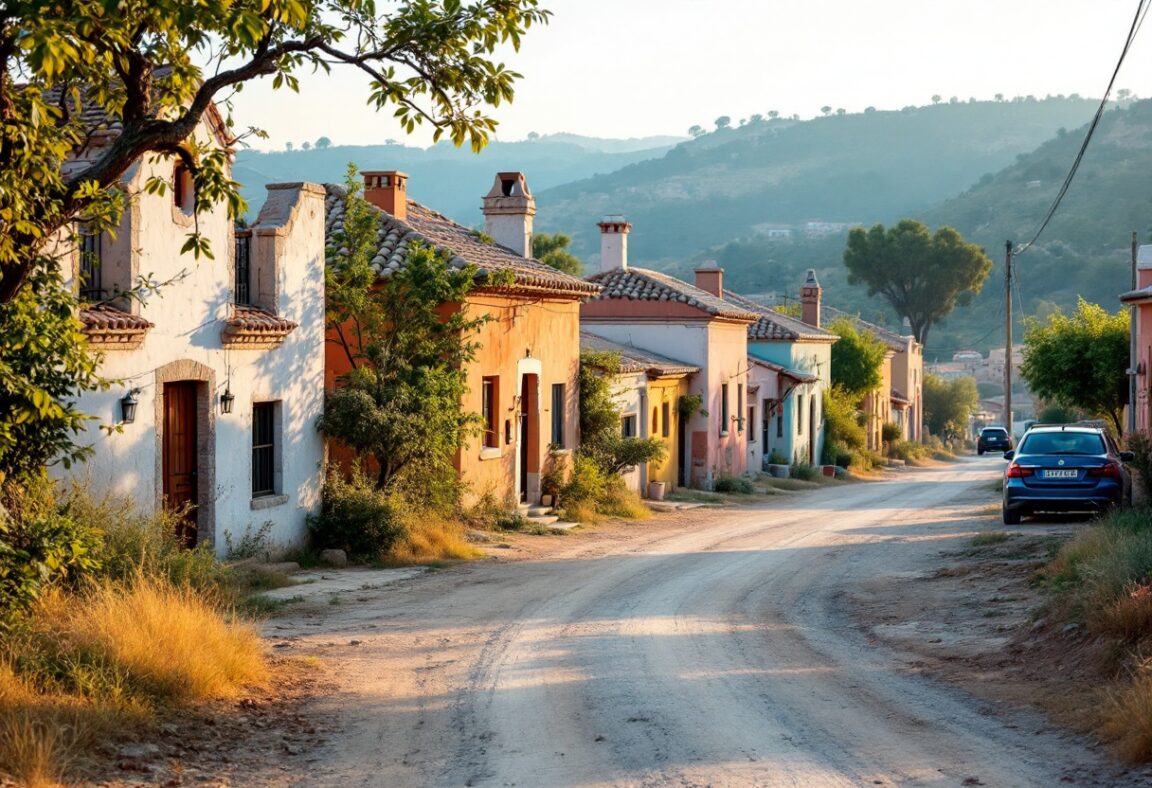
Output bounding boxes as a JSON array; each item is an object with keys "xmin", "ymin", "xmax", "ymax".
[
  {"xmin": 579, "ymin": 332, "xmax": 699, "ymax": 494},
  {"xmin": 324, "ymin": 171, "xmax": 599, "ymax": 506},
  {"xmin": 581, "ymin": 219, "xmax": 758, "ymax": 488},
  {"xmin": 1121, "ymin": 245, "xmax": 1152, "ymax": 433}
]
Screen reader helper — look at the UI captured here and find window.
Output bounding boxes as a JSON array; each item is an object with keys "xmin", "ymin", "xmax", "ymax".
[
  {"xmin": 252, "ymin": 402, "xmax": 278, "ymax": 497},
  {"xmin": 235, "ymin": 232, "xmax": 252, "ymax": 305},
  {"xmin": 78, "ymin": 225, "xmax": 102, "ymax": 301},
  {"xmin": 661, "ymin": 402, "xmax": 671, "ymax": 438},
  {"xmin": 621, "ymin": 415, "xmax": 637, "ymax": 438},
  {"xmin": 173, "ymin": 162, "xmax": 194, "ymax": 213},
  {"xmin": 796, "ymin": 393, "xmax": 804, "ymax": 434},
  {"xmin": 482, "ymin": 377, "xmax": 499, "ymax": 448},
  {"xmin": 777, "ymin": 412, "xmax": 784, "ymax": 439},
  {"xmin": 737, "ymin": 384, "xmax": 744, "ymax": 426},
  {"xmin": 748, "ymin": 406, "xmax": 755, "ymax": 443},
  {"xmin": 720, "ymin": 383, "xmax": 730, "ymax": 435},
  {"xmin": 551, "ymin": 383, "xmax": 565, "ymax": 447}
]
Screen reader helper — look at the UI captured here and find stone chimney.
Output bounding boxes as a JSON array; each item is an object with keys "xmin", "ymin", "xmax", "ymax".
[
  {"xmin": 598, "ymin": 214, "xmax": 631, "ymax": 272},
  {"xmin": 800, "ymin": 269, "xmax": 822, "ymax": 328},
  {"xmin": 694, "ymin": 260, "xmax": 723, "ymax": 298},
  {"xmin": 482, "ymin": 172, "xmax": 536, "ymax": 257},
  {"xmin": 362, "ymin": 171, "xmax": 407, "ymax": 221}
]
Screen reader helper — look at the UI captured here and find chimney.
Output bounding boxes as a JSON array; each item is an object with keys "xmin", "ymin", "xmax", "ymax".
[
  {"xmin": 800, "ymin": 269, "xmax": 822, "ymax": 328},
  {"xmin": 694, "ymin": 260, "xmax": 723, "ymax": 298},
  {"xmin": 362, "ymin": 171, "xmax": 408, "ymax": 221},
  {"xmin": 482, "ymin": 172, "xmax": 536, "ymax": 257},
  {"xmin": 598, "ymin": 214, "xmax": 631, "ymax": 271}
]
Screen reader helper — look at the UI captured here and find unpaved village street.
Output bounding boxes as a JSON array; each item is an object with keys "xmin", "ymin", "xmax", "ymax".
[{"xmin": 237, "ymin": 459, "xmax": 1148, "ymax": 787}]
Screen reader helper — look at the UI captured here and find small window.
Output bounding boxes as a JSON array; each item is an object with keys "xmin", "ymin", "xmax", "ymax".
[
  {"xmin": 748, "ymin": 406, "xmax": 755, "ymax": 440},
  {"xmin": 482, "ymin": 377, "xmax": 499, "ymax": 448},
  {"xmin": 777, "ymin": 413, "xmax": 784, "ymax": 438},
  {"xmin": 652, "ymin": 406, "xmax": 659, "ymax": 434},
  {"xmin": 252, "ymin": 402, "xmax": 278, "ymax": 497},
  {"xmin": 173, "ymin": 162, "xmax": 194, "ymax": 213},
  {"xmin": 737, "ymin": 384, "xmax": 744, "ymax": 424},
  {"xmin": 720, "ymin": 383, "xmax": 730, "ymax": 435},
  {"xmin": 550, "ymin": 383, "xmax": 565, "ymax": 448},
  {"xmin": 661, "ymin": 402, "xmax": 671, "ymax": 438},
  {"xmin": 78, "ymin": 225, "xmax": 102, "ymax": 301},
  {"xmin": 796, "ymin": 393, "xmax": 804, "ymax": 434},
  {"xmin": 621, "ymin": 415, "xmax": 637, "ymax": 438},
  {"xmin": 235, "ymin": 232, "xmax": 252, "ymax": 305}
]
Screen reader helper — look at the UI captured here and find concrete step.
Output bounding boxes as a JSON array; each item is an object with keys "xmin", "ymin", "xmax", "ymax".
[
  {"xmin": 519, "ymin": 505, "xmax": 554, "ymax": 518},
  {"xmin": 525, "ymin": 514, "xmax": 559, "ymax": 526}
]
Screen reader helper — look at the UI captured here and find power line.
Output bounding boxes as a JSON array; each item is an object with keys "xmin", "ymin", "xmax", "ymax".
[{"xmin": 1015, "ymin": 0, "xmax": 1150, "ymax": 256}]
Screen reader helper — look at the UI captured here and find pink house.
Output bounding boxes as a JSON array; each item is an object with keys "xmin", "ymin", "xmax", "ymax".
[
  {"xmin": 1121, "ymin": 245, "xmax": 1152, "ymax": 433},
  {"xmin": 581, "ymin": 218, "xmax": 757, "ymax": 488}
]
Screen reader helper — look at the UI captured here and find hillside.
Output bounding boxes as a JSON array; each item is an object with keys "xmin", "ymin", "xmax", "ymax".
[
  {"xmin": 533, "ymin": 98, "xmax": 1100, "ymax": 263},
  {"xmin": 234, "ymin": 136, "xmax": 678, "ymax": 223}
]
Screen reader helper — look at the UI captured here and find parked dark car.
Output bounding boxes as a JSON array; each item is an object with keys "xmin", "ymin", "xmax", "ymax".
[
  {"xmin": 1001, "ymin": 425, "xmax": 1133, "ymax": 525},
  {"xmin": 977, "ymin": 426, "xmax": 1012, "ymax": 455}
]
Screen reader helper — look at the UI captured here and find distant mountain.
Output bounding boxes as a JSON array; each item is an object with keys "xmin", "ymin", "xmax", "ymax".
[
  {"xmin": 533, "ymin": 98, "xmax": 1101, "ymax": 263},
  {"xmin": 234, "ymin": 136, "xmax": 677, "ymax": 223}
]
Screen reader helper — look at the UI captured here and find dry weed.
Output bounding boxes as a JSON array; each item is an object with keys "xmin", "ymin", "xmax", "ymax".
[
  {"xmin": 390, "ymin": 515, "xmax": 480, "ymax": 563},
  {"xmin": 1101, "ymin": 661, "xmax": 1152, "ymax": 761}
]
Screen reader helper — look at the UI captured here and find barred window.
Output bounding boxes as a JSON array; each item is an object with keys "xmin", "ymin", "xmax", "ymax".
[
  {"xmin": 252, "ymin": 402, "xmax": 277, "ymax": 497},
  {"xmin": 235, "ymin": 233, "xmax": 251, "ymax": 305},
  {"xmin": 78, "ymin": 227, "xmax": 102, "ymax": 301}
]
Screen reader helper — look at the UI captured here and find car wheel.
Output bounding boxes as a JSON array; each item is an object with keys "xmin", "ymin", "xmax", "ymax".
[
  {"xmin": 977, "ymin": 448, "xmax": 984, "ymax": 456},
  {"xmin": 1003, "ymin": 507, "xmax": 1021, "ymax": 525}
]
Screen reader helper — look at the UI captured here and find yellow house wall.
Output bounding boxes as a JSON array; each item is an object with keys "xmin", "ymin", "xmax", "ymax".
[{"xmin": 645, "ymin": 376, "xmax": 690, "ymax": 488}]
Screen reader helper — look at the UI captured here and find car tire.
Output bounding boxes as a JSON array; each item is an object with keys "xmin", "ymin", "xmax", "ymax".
[
  {"xmin": 1003, "ymin": 507, "xmax": 1021, "ymax": 525},
  {"xmin": 977, "ymin": 448, "xmax": 984, "ymax": 456}
]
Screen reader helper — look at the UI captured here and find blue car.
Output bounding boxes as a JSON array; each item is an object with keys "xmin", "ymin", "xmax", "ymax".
[{"xmin": 1001, "ymin": 425, "xmax": 1133, "ymax": 525}]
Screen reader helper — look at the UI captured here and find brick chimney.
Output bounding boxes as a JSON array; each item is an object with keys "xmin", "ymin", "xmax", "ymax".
[
  {"xmin": 694, "ymin": 260, "xmax": 723, "ymax": 298},
  {"xmin": 800, "ymin": 269, "xmax": 822, "ymax": 328},
  {"xmin": 362, "ymin": 171, "xmax": 407, "ymax": 221},
  {"xmin": 598, "ymin": 214, "xmax": 631, "ymax": 271},
  {"xmin": 482, "ymin": 172, "xmax": 535, "ymax": 257}
]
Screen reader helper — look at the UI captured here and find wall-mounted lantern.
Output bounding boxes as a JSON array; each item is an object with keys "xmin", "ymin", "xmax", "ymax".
[
  {"xmin": 220, "ymin": 387, "xmax": 235, "ymax": 415},
  {"xmin": 121, "ymin": 388, "xmax": 141, "ymax": 424}
]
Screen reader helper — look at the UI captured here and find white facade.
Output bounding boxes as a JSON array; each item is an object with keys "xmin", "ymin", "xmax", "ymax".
[{"xmin": 58, "ymin": 121, "xmax": 326, "ymax": 557}]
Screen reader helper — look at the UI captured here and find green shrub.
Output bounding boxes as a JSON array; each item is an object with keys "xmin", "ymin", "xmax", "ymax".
[
  {"xmin": 790, "ymin": 463, "xmax": 820, "ymax": 482},
  {"xmin": 308, "ymin": 469, "xmax": 408, "ymax": 560},
  {"xmin": 766, "ymin": 449, "xmax": 789, "ymax": 466},
  {"xmin": 560, "ymin": 454, "xmax": 649, "ymax": 521},
  {"xmin": 823, "ymin": 387, "xmax": 866, "ymax": 452},
  {"xmin": 893, "ymin": 440, "xmax": 931, "ymax": 463},
  {"xmin": 1127, "ymin": 431, "xmax": 1152, "ymax": 502},
  {"xmin": 881, "ymin": 422, "xmax": 902, "ymax": 444},
  {"xmin": 714, "ymin": 475, "xmax": 753, "ymax": 494}
]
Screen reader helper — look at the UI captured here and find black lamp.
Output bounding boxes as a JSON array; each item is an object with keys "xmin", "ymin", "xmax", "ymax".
[
  {"xmin": 220, "ymin": 387, "xmax": 235, "ymax": 415},
  {"xmin": 120, "ymin": 388, "xmax": 140, "ymax": 424}
]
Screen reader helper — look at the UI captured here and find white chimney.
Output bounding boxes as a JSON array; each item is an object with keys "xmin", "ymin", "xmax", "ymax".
[
  {"xmin": 481, "ymin": 172, "xmax": 535, "ymax": 257},
  {"xmin": 598, "ymin": 214, "xmax": 631, "ymax": 271}
]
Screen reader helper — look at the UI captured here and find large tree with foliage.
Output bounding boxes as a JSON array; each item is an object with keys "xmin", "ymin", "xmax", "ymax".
[
  {"xmin": 577, "ymin": 351, "xmax": 666, "ymax": 476},
  {"xmin": 319, "ymin": 168, "xmax": 494, "ymax": 491},
  {"xmin": 842, "ymin": 219, "xmax": 993, "ymax": 345},
  {"xmin": 532, "ymin": 232, "xmax": 582, "ymax": 276},
  {"xmin": 0, "ymin": 0, "xmax": 548, "ymax": 482},
  {"xmin": 827, "ymin": 316, "xmax": 887, "ymax": 399},
  {"xmin": 923, "ymin": 374, "xmax": 978, "ymax": 440},
  {"xmin": 1020, "ymin": 298, "xmax": 1129, "ymax": 435}
]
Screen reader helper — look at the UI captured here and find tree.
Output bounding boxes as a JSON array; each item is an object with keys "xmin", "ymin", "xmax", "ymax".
[
  {"xmin": 285, "ymin": 141, "xmax": 295, "ymax": 151},
  {"xmin": 300, "ymin": 141, "xmax": 311, "ymax": 151},
  {"xmin": 577, "ymin": 351, "xmax": 666, "ymax": 476},
  {"xmin": 923, "ymin": 374, "xmax": 978, "ymax": 440},
  {"xmin": 1019, "ymin": 298, "xmax": 1129, "ymax": 435},
  {"xmin": 995, "ymin": 93, "xmax": 1004, "ymax": 102},
  {"xmin": 714, "ymin": 115, "xmax": 731, "ymax": 130},
  {"xmin": 842, "ymin": 220, "xmax": 993, "ymax": 346},
  {"xmin": 835, "ymin": 108, "xmax": 846, "ymax": 117},
  {"xmin": 526, "ymin": 131, "xmax": 540, "ymax": 141},
  {"xmin": 1118, "ymin": 88, "xmax": 1133, "ymax": 102},
  {"xmin": 318, "ymin": 166, "xmax": 496, "ymax": 490},
  {"xmin": 687, "ymin": 124, "xmax": 704, "ymax": 138},
  {"xmin": 827, "ymin": 316, "xmax": 887, "ymax": 399},
  {"xmin": 820, "ymin": 105, "xmax": 832, "ymax": 116},
  {"xmin": 767, "ymin": 110, "xmax": 780, "ymax": 120},
  {"xmin": 931, "ymin": 94, "xmax": 942, "ymax": 104},
  {"xmin": 0, "ymin": 0, "xmax": 548, "ymax": 484},
  {"xmin": 532, "ymin": 233, "xmax": 583, "ymax": 276},
  {"xmin": 315, "ymin": 136, "xmax": 332, "ymax": 149}
]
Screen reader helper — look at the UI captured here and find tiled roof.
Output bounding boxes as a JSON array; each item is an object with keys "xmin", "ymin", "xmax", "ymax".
[
  {"xmin": 226, "ymin": 305, "xmax": 298, "ymax": 334},
  {"xmin": 579, "ymin": 332, "xmax": 699, "ymax": 377},
  {"xmin": 323, "ymin": 185, "xmax": 599, "ymax": 297},
  {"xmin": 1120, "ymin": 284, "xmax": 1152, "ymax": 303},
  {"xmin": 723, "ymin": 290, "xmax": 838, "ymax": 342},
  {"xmin": 79, "ymin": 303, "xmax": 153, "ymax": 332},
  {"xmin": 821, "ymin": 304, "xmax": 908, "ymax": 351},
  {"xmin": 584, "ymin": 267, "xmax": 759, "ymax": 321},
  {"xmin": 749, "ymin": 356, "xmax": 818, "ymax": 383},
  {"xmin": 891, "ymin": 388, "xmax": 911, "ymax": 405}
]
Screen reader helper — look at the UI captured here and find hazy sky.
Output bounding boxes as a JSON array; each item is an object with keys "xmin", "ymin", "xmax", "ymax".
[{"xmin": 233, "ymin": 0, "xmax": 1152, "ymax": 149}]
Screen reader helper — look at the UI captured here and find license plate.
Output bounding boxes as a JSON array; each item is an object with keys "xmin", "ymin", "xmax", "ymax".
[{"xmin": 1044, "ymin": 469, "xmax": 1078, "ymax": 479}]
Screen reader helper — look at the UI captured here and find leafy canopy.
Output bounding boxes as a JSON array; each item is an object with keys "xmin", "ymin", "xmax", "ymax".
[
  {"xmin": 531, "ymin": 232, "xmax": 582, "ymax": 276},
  {"xmin": 827, "ymin": 316, "xmax": 887, "ymax": 399},
  {"xmin": 577, "ymin": 351, "xmax": 666, "ymax": 477},
  {"xmin": 922, "ymin": 373, "xmax": 978, "ymax": 440},
  {"xmin": 1020, "ymin": 298, "xmax": 1129, "ymax": 435},
  {"xmin": 843, "ymin": 219, "xmax": 993, "ymax": 345},
  {"xmin": 320, "ymin": 166, "xmax": 494, "ymax": 492}
]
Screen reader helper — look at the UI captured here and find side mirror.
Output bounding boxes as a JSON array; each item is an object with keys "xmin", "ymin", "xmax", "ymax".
[
  {"xmin": 1120, "ymin": 451, "xmax": 1135, "ymax": 463},
  {"xmin": 1003, "ymin": 450, "xmax": 1015, "ymax": 461}
]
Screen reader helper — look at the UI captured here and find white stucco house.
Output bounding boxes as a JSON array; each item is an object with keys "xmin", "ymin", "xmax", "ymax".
[{"xmin": 56, "ymin": 105, "xmax": 326, "ymax": 556}]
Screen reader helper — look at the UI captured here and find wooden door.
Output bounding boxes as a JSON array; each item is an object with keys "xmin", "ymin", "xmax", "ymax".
[{"xmin": 163, "ymin": 381, "xmax": 199, "ymax": 546}]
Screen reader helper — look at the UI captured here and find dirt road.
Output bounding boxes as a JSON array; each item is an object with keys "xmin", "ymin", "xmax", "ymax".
[{"xmin": 251, "ymin": 459, "xmax": 1141, "ymax": 787}]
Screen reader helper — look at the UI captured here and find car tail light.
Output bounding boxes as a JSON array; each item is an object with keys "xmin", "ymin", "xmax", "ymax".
[
  {"xmin": 1087, "ymin": 462, "xmax": 1122, "ymax": 478},
  {"xmin": 1006, "ymin": 463, "xmax": 1034, "ymax": 478}
]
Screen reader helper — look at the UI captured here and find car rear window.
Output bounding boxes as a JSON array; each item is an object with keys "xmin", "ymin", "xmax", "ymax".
[
  {"xmin": 1018, "ymin": 432, "xmax": 1105, "ymax": 455},
  {"xmin": 983, "ymin": 429, "xmax": 1007, "ymax": 437}
]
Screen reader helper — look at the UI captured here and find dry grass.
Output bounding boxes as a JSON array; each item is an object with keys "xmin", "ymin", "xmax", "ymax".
[
  {"xmin": 971, "ymin": 531, "xmax": 1011, "ymax": 547},
  {"xmin": 388, "ymin": 514, "xmax": 481, "ymax": 563},
  {"xmin": 1101, "ymin": 662, "xmax": 1152, "ymax": 760}
]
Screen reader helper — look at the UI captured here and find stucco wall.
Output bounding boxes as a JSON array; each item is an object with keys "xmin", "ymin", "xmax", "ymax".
[
  {"xmin": 58, "ymin": 137, "xmax": 326, "ymax": 557},
  {"xmin": 646, "ymin": 377, "xmax": 690, "ymax": 489},
  {"xmin": 748, "ymin": 340, "xmax": 831, "ymax": 466}
]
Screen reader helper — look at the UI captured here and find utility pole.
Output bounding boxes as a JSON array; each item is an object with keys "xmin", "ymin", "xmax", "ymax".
[
  {"xmin": 1004, "ymin": 241, "xmax": 1013, "ymax": 434},
  {"xmin": 1131, "ymin": 231, "xmax": 1139, "ymax": 435}
]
